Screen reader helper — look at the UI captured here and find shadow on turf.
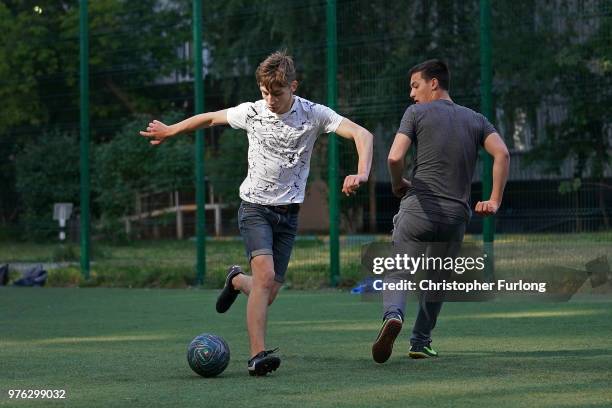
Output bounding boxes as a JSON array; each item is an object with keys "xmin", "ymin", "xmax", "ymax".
[
  {"xmin": 451, "ymin": 348, "xmax": 612, "ymax": 359},
  {"xmin": 177, "ymin": 374, "xmax": 244, "ymax": 380},
  {"xmin": 175, "ymin": 370, "xmax": 282, "ymax": 380},
  {"xmin": 259, "ymin": 348, "xmax": 612, "ymax": 373},
  {"xmin": 169, "ymin": 347, "xmax": 612, "ymax": 381}
]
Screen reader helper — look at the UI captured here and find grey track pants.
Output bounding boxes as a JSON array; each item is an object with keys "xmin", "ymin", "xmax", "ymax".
[{"xmin": 383, "ymin": 211, "xmax": 466, "ymax": 346}]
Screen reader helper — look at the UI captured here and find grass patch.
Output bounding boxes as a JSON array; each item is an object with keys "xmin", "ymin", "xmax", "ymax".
[
  {"xmin": 0, "ymin": 288, "xmax": 611, "ymax": 407},
  {"xmin": 0, "ymin": 233, "xmax": 609, "ymax": 289}
]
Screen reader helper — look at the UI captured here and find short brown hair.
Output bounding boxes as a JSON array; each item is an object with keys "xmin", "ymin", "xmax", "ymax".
[
  {"xmin": 408, "ymin": 59, "xmax": 450, "ymax": 91},
  {"xmin": 255, "ymin": 51, "xmax": 296, "ymax": 90}
]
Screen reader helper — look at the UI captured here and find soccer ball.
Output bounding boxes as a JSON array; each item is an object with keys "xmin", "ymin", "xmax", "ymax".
[{"xmin": 187, "ymin": 333, "xmax": 230, "ymax": 377}]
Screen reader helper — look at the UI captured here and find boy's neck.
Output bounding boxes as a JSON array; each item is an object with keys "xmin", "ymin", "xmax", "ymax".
[
  {"xmin": 430, "ymin": 90, "xmax": 452, "ymax": 103},
  {"xmin": 275, "ymin": 95, "xmax": 296, "ymax": 115}
]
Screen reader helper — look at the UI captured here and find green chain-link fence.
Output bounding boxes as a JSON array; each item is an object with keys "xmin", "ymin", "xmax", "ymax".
[{"xmin": 0, "ymin": 0, "xmax": 609, "ymax": 289}]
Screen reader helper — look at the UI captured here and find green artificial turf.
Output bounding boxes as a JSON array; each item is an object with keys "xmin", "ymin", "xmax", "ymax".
[{"xmin": 1, "ymin": 288, "xmax": 611, "ymax": 407}]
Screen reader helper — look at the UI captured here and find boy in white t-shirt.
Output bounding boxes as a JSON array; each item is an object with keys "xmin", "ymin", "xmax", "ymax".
[{"xmin": 140, "ymin": 51, "xmax": 373, "ymax": 376}]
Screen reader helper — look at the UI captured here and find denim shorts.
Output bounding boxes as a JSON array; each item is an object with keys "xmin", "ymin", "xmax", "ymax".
[{"xmin": 237, "ymin": 201, "xmax": 299, "ymax": 283}]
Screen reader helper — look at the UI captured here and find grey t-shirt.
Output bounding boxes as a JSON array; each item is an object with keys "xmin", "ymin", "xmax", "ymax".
[{"xmin": 397, "ymin": 99, "xmax": 497, "ymax": 223}]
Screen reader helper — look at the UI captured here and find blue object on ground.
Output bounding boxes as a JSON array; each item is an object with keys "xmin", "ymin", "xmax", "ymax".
[
  {"xmin": 13, "ymin": 264, "xmax": 48, "ymax": 287},
  {"xmin": 350, "ymin": 276, "xmax": 380, "ymax": 294},
  {"xmin": 0, "ymin": 264, "xmax": 8, "ymax": 286}
]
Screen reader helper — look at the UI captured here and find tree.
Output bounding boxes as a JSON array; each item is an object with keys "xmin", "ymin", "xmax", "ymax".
[
  {"xmin": 1, "ymin": 0, "xmax": 192, "ymax": 229},
  {"xmin": 93, "ymin": 113, "xmax": 194, "ymax": 238},
  {"xmin": 522, "ymin": 4, "xmax": 612, "ymax": 229},
  {"xmin": 14, "ymin": 130, "xmax": 80, "ymax": 240}
]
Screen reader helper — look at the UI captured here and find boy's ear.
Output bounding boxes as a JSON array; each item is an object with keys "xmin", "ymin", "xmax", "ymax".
[
  {"xmin": 290, "ymin": 80, "xmax": 298, "ymax": 92},
  {"xmin": 430, "ymin": 77, "xmax": 439, "ymax": 91}
]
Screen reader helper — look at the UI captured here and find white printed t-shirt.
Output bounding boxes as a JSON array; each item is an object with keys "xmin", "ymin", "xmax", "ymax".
[{"xmin": 226, "ymin": 95, "xmax": 343, "ymax": 205}]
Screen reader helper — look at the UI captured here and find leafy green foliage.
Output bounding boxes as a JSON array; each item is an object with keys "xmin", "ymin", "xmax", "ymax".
[
  {"xmin": 0, "ymin": 1, "xmax": 60, "ymax": 133},
  {"xmin": 3, "ymin": 0, "xmax": 610, "ymax": 237},
  {"xmin": 206, "ymin": 129, "xmax": 249, "ymax": 206},
  {"xmin": 499, "ymin": 2, "xmax": 611, "ymax": 183},
  {"xmin": 93, "ymin": 112, "xmax": 194, "ymax": 228},
  {"xmin": 14, "ymin": 129, "xmax": 80, "ymax": 239},
  {"xmin": 1, "ymin": 0, "xmax": 192, "ymax": 228}
]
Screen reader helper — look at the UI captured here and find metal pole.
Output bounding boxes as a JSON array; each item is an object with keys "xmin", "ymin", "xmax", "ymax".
[
  {"xmin": 326, "ymin": 0, "xmax": 340, "ymax": 286},
  {"xmin": 79, "ymin": 0, "xmax": 90, "ymax": 279},
  {"xmin": 480, "ymin": 0, "xmax": 494, "ymax": 280},
  {"xmin": 193, "ymin": 0, "xmax": 206, "ymax": 285}
]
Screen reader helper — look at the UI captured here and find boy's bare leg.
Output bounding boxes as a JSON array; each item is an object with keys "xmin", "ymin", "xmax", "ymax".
[
  {"xmin": 232, "ymin": 271, "xmax": 282, "ymax": 305},
  {"xmin": 235, "ymin": 255, "xmax": 282, "ymax": 356}
]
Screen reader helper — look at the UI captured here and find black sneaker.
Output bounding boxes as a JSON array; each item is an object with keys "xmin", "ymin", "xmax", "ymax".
[
  {"xmin": 248, "ymin": 348, "xmax": 281, "ymax": 376},
  {"xmin": 409, "ymin": 343, "xmax": 438, "ymax": 359},
  {"xmin": 215, "ymin": 265, "xmax": 243, "ymax": 313},
  {"xmin": 371, "ymin": 312, "xmax": 403, "ymax": 363}
]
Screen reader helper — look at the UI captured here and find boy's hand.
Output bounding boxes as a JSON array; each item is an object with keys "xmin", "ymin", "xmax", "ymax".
[
  {"xmin": 475, "ymin": 200, "xmax": 499, "ymax": 216},
  {"xmin": 391, "ymin": 178, "xmax": 411, "ymax": 198},
  {"xmin": 139, "ymin": 120, "xmax": 175, "ymax": 145},
  {"xmin": 342, "ymin": 174, "xmax": 368, "ymax": 196}
]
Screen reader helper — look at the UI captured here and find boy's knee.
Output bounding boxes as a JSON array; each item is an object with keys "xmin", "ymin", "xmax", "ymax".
[{"xmin": 252, "ymin": 266, "xmax": 275, "ymax": 292}]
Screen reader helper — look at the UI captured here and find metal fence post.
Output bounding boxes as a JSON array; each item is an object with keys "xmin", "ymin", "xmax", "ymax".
[
  {"xmin": 480, "ymin": 0, "xmax": 495, "ymax": 281},
  {"xmin": 79, "ymin": 0, "xmax": 90, "ymax": 279},
  {"xmin": 194, "ymin": 0, "xmax": 206, "ymax": 285},
  {"xmin": 327, "ymin": 0, "xmax": 340, "ymax": 286}
]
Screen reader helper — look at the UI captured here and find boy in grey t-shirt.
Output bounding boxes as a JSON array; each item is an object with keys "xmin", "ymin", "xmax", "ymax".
[
  {"xmin": 372, "ymin": 59, "xmax": 510, "ymax": 363},
  {"xmin": 397, "ymin": 98, "xmax": 497, "ymax": 223},
  {"xmin": 141, "ymin": 51, "xmax": 374, "ymax": 376}
]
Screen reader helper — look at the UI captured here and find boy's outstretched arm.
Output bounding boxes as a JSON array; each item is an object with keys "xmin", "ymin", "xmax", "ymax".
[
  {"xmin": 334, "ymin": 118, "xmax": 374, "ymax": 196},
  {"xmin": 139, "ymin": 109, "xmax": 229, "ymax": 145}
]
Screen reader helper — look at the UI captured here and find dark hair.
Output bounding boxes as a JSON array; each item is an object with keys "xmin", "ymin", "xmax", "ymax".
[
  {"xmin": 408, "ymin": 59, "xmax": 450, "ymax": 91},
  {"xmin": 255, "ymin": 51, "xmax": 296, "ymax": 90}
]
